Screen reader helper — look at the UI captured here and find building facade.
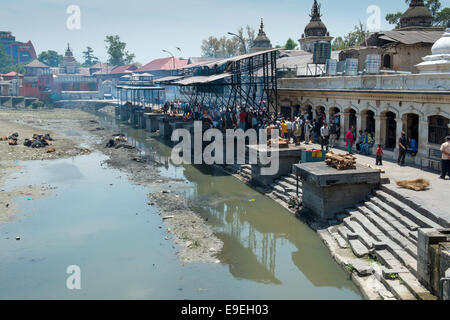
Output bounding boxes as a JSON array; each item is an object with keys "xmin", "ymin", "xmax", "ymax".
[{"xmin": 0, "ymin": 31, "xmax": 36, "ymax": 65}]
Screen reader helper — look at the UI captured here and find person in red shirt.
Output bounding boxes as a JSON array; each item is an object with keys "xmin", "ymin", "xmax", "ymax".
[
  {"xmin": 376, "ymin": 144, "xmax": 383, "ymax": 166},
  {"xmin": 239, "ymin": 108, "xmax": 247, "ymax": 131}
]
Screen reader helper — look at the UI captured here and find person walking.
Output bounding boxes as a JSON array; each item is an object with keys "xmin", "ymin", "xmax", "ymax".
[
  {"xmin": 293, "ymin": 118, "xmax": 302, "ymax": 145},
  {"xmin": 329, "ymin": 122, "xmax": 337, "ymax": 148},
  {"xmin": 440, "ymin": 135, "xmax": 450, "ymax": 180},
  {"xmin": 376, "ymin": 144, "xmax": 383, "ymax": 166},
  {"xmin": 320, "ymin": 122, "xmax": 330, "ymax": 151},
  {"xmin": 398, "ymin": 131, "xmax": 407, "ymax": 166},
  {"xmin": 345, "ymin": 126, "xmax": 355, "ymax": 154},
  {"xmin": 304, "ymin": 119, "xmax": 313, "ymax": 144}
]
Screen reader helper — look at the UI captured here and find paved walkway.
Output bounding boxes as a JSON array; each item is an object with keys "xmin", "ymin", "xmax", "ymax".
[{"xmin": 303, "ymin": 143, "xmax": 449, "ymax": 226}]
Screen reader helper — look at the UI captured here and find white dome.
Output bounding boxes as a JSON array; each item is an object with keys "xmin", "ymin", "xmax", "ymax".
[{"xmin": 431, "ymin": 28, "xmax": 450, "ymax": 55}]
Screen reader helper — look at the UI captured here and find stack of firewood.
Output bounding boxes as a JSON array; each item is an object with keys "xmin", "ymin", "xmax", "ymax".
[
  {"xmin": 325, "ymin": 151, "xmax": 356, "ymax": 170},
  {"xmin": 267, "ymin": 137, "xmax": 289, "ymax": 148}
]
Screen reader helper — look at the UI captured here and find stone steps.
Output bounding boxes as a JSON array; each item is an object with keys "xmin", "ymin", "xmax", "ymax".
[
  {"xmin": 369, "ymin": 197, "xmax": 420, "ymax": 231},
  {"xmin": 365, "ymin": 201, "xmax": 418, "ymax": 246},
  {"xmin": 274, "ymin": 179, "xmax": 296, "ymax": 192},
  {"xmin": 343, "ymin": 212, "xmax": 378, "ymax": 249},
  {"xmin": 375, "ymin": 190, "xmax": 442, "ymax": 229},
  {"xmin": 356, "ymin": 205, "xmax": 418, "ymax": 259},
  {"xmin": 380, "ymin": 276, "xmax": 417, "ymax": 300}
]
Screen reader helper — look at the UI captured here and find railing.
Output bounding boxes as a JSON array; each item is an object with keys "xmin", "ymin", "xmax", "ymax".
[{"xmin": 278, "ymin": 73, "xmax": 450, "ymax": 91}]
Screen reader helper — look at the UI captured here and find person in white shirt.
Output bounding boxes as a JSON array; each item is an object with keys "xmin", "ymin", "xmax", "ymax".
[
  {"xmin": 304, "ymin": 120, "xmax": 312, "ymax": 144},
  {"xmin": 285, "ymin": 119, "xmax": 293, "ymax": 143},
  {"xmin": 440, "ymin": 135, "xmax": 450, "ymax": 180},
  {"xmin": 320, "ymin": 122, "xmax": 330, "ymax": 151}
]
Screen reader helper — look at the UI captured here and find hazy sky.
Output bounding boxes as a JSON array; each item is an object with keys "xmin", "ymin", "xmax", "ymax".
[{"xmin": 2, "ymin": 0, "xmax": 411, "ymax": 64}]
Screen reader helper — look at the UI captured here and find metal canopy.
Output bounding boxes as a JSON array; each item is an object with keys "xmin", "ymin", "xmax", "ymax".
[
  {"xmin": 154, "ymin": 75, "xmax": 184, "ymax": 82},
  {"xmin": 116, "ymin": 85, "xmax": 164, "ymax": 90},
  {"xmin": 174, "ymin": 73, "xmax": 231, "ymax": 85},
  {"xmin": 175, "ymin": 49, "xmax": 279, "ymax": 115}
]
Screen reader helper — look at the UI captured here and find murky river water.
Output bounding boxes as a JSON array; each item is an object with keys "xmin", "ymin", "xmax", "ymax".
[{"xmin": 0, "ymin": 114, "xmax": 361, "ymax": 299}]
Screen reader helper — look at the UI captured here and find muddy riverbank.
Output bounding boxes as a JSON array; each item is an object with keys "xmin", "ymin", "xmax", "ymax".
[{"xmin": 0, "ymin": 108, "xmax": 223, "ymax": 263}]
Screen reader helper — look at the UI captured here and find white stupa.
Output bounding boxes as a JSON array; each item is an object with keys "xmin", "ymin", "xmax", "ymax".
[{"xmin": 416, "ymin": 27, "xmax": 450, "ymax": 73}]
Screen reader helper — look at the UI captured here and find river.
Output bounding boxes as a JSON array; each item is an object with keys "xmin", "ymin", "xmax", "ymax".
[{"xmin": 0, "ymin": 112, "xmax": 361, "ymax": 299}]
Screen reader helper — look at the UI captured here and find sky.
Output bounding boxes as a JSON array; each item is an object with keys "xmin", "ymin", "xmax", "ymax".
[{"xmin": 2, "ymin": 0, "xmax": 414, "ymax": 64}]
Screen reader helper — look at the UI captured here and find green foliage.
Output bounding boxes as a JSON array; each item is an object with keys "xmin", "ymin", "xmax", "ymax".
[
  {"xmin": 332, "ymin": 22, "xmax": 369, "ymax": 50},
  {"xmin": 385, "ymin": 12, "xmax": 404, "ymax": 29},
  {"xmin": 345, "ymin": 264, "xmax": 354, "ymax": 273},
  {"xmin": 385, "ymin": 0, "xmax": 449, "ymax": 27},
  {"xmin": 105, "ymin": 35, "xmax": 135, "ymax": 66},
  {"xmin": 201, "ymin": 26, "xmax": 255, "ymax": 58},
  {"xmin": 82, "ymin": 46, "xmax": 99, "ymax": 67},
  {"xmin": 3, "ymin": 64, "xmax": 25, "ymax": 74},
  {"xmin": 284, "ymin": 38, "xmax": 298, "ymax": 50},
  {"xmin": 38, "ymin": 50, "xmax": 63, "ymax": 67},
  {"xmin": 0, "ymin": 45, "xmax": 25, "ymax": 74},
  {"xmin": 386, "ymin": 273, "xmax": 399, "ymax": 280},
  {"xmin": 0, "ymin": 44, "xmax": 12, "ymax": 70},
  {"xmin": 436, "ymin": 7, "xmax": 450, "ymax": 27}
]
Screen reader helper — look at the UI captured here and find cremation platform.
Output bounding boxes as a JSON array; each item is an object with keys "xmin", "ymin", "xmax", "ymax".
[
  {"xmin": 247, "ymin": 144, "xmax": 304, "ymax": 186},
  {"xmin": 293, "ymin": 162, "xmax": 381, "ymax": 220},
  {"xmin": 144, "ymin": 113, "xmax": 163, "ymax": 132}
]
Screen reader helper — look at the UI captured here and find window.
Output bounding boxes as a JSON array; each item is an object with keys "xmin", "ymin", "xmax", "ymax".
[
  {"xmin": 428, "ymin": 115, "xmax": 449, "ymax": 144},
  {"xmin": 383, "ymin": 55, "xmax": 391, "ymax": 69}
]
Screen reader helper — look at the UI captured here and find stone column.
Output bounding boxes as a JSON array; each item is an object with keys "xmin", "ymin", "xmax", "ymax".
[
  {"xmin": 340, "ymin": 112, "xmax": 348, "ymax": 144},
  {"xmin": 418, "ymin": 119, "xmax": 429, "ymax": 164},
  {"xmin": 394, "ymin": 118, "xmax": 404, "ymax": 157},
  {"xmin": 356, "ymin": 113, "xmax": 362, "ymax": 133},
  {"xmin": 374, "ymin": 116, "xmax": 386, "ymax": 146}
]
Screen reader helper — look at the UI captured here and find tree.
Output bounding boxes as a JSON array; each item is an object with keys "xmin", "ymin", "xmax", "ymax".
[
  {"xmin": 332, "ymin": 37, "xmax": 345, "ymax": 50},
  {"xmin": 0, "ymin": 44, "xmax": 12, "ymax": 71},
  {"xmin": 82, "ymin": 46, "xmax": 99, "ymax": 67},
  {"xmin": 385, "ymin": 0, "xmax": 449, "ymax": 27},
  {"xmin": 201, "ymin": 25, "xmax": 255, "ymax": 58},
  {"xmin": 38, "ymin": 50, "xmax": 63, "ymax": 67},
  {"xmin": 284, "ymin": 38, "xmax": 298, "ymax": 50},
  {"xmin": 331, "ymin": 22, "xmax": 369, "ymax": 50},
  {"xmin": 385, "ymin": 12, "xmax": 404, "ymax": 28},
  {"xmin": 436, "ymin": 7, "xmax": 450, "ymax": 26},
  {"xmin": 105, "ymin": 35, "xmax": 135, "ymax": 66}
]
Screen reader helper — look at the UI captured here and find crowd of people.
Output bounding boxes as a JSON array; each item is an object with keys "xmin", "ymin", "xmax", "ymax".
[
  {"xmin": 162, "ymin": 101, "xmax": 343, "ymax": 150},
  {"xmin": 160, "ymin": 101, "xmax": 450, "ymax": 178}
]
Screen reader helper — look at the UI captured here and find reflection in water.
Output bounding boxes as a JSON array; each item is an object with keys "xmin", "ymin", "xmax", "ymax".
[{"xmin": 97, "ymin": 115, "xmax": 360, "ymax": 294}]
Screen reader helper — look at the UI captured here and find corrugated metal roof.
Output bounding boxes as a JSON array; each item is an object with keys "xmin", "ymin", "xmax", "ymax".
[
  {"xmin": 116, "ymin": 85, "xmax": 164, "ymax": 90},
  {"xmin": 174, "ymin": 73, "xmax": 231, "ymax": 85},
  {"xmin": 182, "ymin": 49, "xmax": 279, "ymax": 71},
  {"xmin": 154, "ymin": 75, "xmax": 184, "ymax": 82},
  {"xmin": 378, "ymin": 30, "xmax": 444, "ymax": 45}
]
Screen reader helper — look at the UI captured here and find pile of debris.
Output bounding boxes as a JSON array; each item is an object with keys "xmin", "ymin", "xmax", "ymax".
[
  {"xmin": 325, "ymin": 151, "xmax": 356, "ymax": 170},
  {"xmin": 364, "ymin": 163, "xmax": 385, "ymax": 173},
  {"xmin": 105, "ymin": 134, "xmax": 134, "ymax": 149},
  {"xmin": 3, "ymin": 133, "xmax": 19, "ymax": 145},
  {"xmin": 23, "ymin": 133, "xmax": 54, "ymax": 148}
]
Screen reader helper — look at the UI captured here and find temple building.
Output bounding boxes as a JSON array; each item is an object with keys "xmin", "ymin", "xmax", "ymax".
[
  {"xmin": 298, "ymin": 0, "xmax": 333, "ymax": 53},
  {"xmin": 51, "ymin": 44, "xmax": 98, "ymax": 99},
  {"xmin": 399, "ymin": 0, "xmax": 434, "ymax": 30},
  {"xmin": 339, "ymin": 1, "xmax": 444, "ymax": 73},
  {"xmin": 277, "ymin": 27, "xmax": 450, "ymax": 166},
  {"xmin": 249, "ymin": 19, "xmax": 272, "ymax": 53}
]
